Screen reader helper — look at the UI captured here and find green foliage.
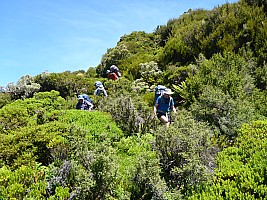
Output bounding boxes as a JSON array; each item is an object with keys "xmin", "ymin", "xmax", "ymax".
[
  {"xmin": 130, "ymin": 61, "xmax": 164, "ymax": 96},
  {"xmin": 0, "ymin": 101, "xmax": 30, "ymax": 131},
  {"xmin": 138, "ymin": 61, "xmax": 163, "ymax": 85},
  {"xmin": 101, "ymin": 77, "xmax": 133, "ymax": 97},
  {"xmin": 0, "ymin": 162, "xmax": 47, "ymax": 199},
  {"xmin": 86, "ymin": 67, "xmax": 98, "ymax": 78},
  {"xmin": 131, "ymin": 79, "xmax": 151, "ymax": 94},
  {"xmin": 0, "ymin": 92, "xmax": 12, "ymax": 108},
  {"xmin": 129, "ymin": 146, "xmax": 166, "ymax": 200},
  {"xmin": 142, "ymin": 91, "xmax": 155, "ymax": 107},
  {"xmin": 121, "ymin": 52, "xmax": 157, "ymax": 80},
  {"xmin": 159, "ymin": 35, "xmax": 189, "ymax": 66},
  {"xmin": 97, "ymin": 94, "xmax": 158, "ymax": 135},
  {"xmin": 114, "ymin": 133, "xmax": 168, "ymax": 200},
  {"xmin": 0, "ymin": 90, "xmax": 66, "ymax": 131},
  {"xmin": 157, "ymin": 9, "xmax": 207, "ymax": 67},
  {"xmin": 154, "ymin": 109, "xmax": 217, "ymax": 197},
  {"xmin": 188, "ymin": 120, "xmax": 267, "ymax": 199},
  {"xmin": 253, "ymin": 61, "xmax": 267, "ymax": 89},
  {"xmin": 166, "ymin": 65, "xmax": 189, "ymax": 83},
  {"xmin": 58, "ymin": 110, "xmax": 124, "ymax": 144},
  {"xmin": 97, "ymin": 43, "xmax": 131, "ymax": 76},
  {"xmin": 175, "ymin": 53, "xmax": 255, "ymax": 106},
  {"xmin": 190, "ymin": 85, "xmax": 256, "ymax": 144},
  {"xmin": 2, "ymin": 1, "xmax": 267, "ymax": 199},
  {"xmin": 46, "ymin": 124, "xmax": 119, "ymax": 199},
  {"xmin": 0, "ymin": 95, "xmax": 127, "ymax": 199},
  {"xmin": 242, "ymin": 0, "xmax": 267, "ymax": 15},
  {"xmin": 250, "ymin": 89, "xmax": 267, "ymax": 116},
  {"xmin": 97, "ymin": 31, "xmax": 161, "ymax": 79},
  {"xmin": 35, "ymin": 71, "xmax": 97, "ymax": 98},
  {"xmin": 173, "ymin": 53, "xmax": 261, "ymax": 143},
  {"xmin": 0, "ymin": 121, "xmax": 70, "ymax": 168},
  {"xmin": 33, "ymin": 90, "xmax": 66, "ymax": 110},
  {"xmin": 58, "ymin": 125, "xmax": 118, "ymax": 200}
]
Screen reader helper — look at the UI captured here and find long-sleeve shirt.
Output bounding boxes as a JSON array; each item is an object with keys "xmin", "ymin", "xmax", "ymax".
[{"xmin": 94, "ymin": 87, "xmax": 108, "ymax": 97}]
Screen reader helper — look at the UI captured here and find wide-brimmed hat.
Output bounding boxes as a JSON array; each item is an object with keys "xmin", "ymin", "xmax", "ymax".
[{"xmin": 164, "ymin": 89, "xmax": 174, "ymax": 95}]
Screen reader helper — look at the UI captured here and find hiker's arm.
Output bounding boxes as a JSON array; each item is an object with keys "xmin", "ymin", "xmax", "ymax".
[
  {"xmin": 89, "ymin": 103, "xmax": 94, "ymax": 110},
  {"xmin": 154, "ymin": 104, "xmax": 158, "ymax": 116},
  {"xmin": 84, "ymin": 100, "xmax": 93, "ymax": 111},
  {"xmin": 170, "ymin": 98, "xmax": 177, "ymax": 114},
  {"xmin": 171, "ymin": 105, "xmax": 177, "ymax": 114},
  {"xmin": 103, "ymin": 89, "xmax": 108, "ymax": 97}
]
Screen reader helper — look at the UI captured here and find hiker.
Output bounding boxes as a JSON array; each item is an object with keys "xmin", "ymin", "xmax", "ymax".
[
  {"xmin": 107, "ymin": 70, "xmax": 118, "ymax": 80},
  {"xmin": 110, "ymin": 65, "xmax": 121, "ymax": 77},
  {"xmin": 154, "ymin": 88, "xmax": 177, "ymax": 127},
  {"xmin": 76, "ymin": 95, "xmax": 94, "ymax": 111},
  {"xmin": 94, "ymin": 81, "xmax": 108, "ymax": 98}
]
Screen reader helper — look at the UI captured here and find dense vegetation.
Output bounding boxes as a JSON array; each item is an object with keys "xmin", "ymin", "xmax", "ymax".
[{"xmin": 1, "ymin": 0, "xmax": 267, "ymax": 199}]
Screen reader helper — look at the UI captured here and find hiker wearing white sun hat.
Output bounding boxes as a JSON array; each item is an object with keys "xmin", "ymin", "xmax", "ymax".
[{"xmin": 154, "ymin": 88, "xmax": 177, "ymax": 127}]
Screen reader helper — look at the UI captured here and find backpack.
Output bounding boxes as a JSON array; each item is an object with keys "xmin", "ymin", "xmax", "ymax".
[
  {"xmin": 108, "ymin": 72, "xmax": 118, "ymax": 80},
  {"xmin": 110, "ymin": 65, "xmax": 121, "ymax": 77},
  {"xmin": 94, "ymin": 81, "xmax": 103, "ymax": 88},
  {"xmin": 81, "ymin": 94, "xmax": 93, "ymax": 104},
  {"xmin": 154, "ymin": 85, "xmax": 166, "ymax": 102}
]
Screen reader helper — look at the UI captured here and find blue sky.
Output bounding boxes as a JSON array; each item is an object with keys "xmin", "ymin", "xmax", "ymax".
[{"xmin": 0, "ymin": 0, "xmax": 238, "ymax": 87}]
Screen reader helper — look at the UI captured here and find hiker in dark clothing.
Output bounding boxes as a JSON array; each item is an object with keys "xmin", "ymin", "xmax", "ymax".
[{"xmin": 76, "ymin": 95, "xmax": 94, "ymax": 111}]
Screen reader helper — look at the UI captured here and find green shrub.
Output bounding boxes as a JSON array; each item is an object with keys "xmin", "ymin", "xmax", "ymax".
[
  {"xmin": 190, "ymin": 85, "xmax": 257, "ymax": 145},
  {"xmin": 0, "ymin": 121, "xmax": 70, "ymax": 168},
  {"xmin": 188, "ymin": 120, "xmax": 267, "ymax": 199},
  {"xmin": 97, "ymin": 95, "xmax": 158, "ymax": 135},
  {"xmin": 114, "ymin": 133, "xmax": 167, "ymax": 199},
  {"xmin": 154, "ymin": 109, "xmax": 217, "ymax": 197},
  {"xmin": 0, "ymin": 162, "xmax": 47, "ymax": 199},
  {"xmin": 175, "ymin": 52, "xmax": 255, "ymax": 106},
  {"xmin": 57, "ymin": 110, "xmax": 124, "ymax": 145},
  {"xmin": 0, "ymin": 92, "xmax": 12, "ymax": 109},
  {"xmin": 0, "ymin": 90, "xmax": 66, "ymax": 131},
  {"xmin": 0, "ymin": 102, "xmax": 30, "ymax": 131}
]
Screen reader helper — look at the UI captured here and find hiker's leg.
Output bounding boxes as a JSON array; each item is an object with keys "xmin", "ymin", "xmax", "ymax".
[
  {"xmin": 166, "ymin": 122, "xmax": 170, "ymax": 127},
  {"xmin": 160, "ymin": 115, "xmax": 169, "ymax": 126}
]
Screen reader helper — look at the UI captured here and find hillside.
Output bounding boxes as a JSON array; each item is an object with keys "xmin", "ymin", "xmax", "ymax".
[{"xmin": 1, "ymin": 0, "xmax": 267, "ymax": 199}]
